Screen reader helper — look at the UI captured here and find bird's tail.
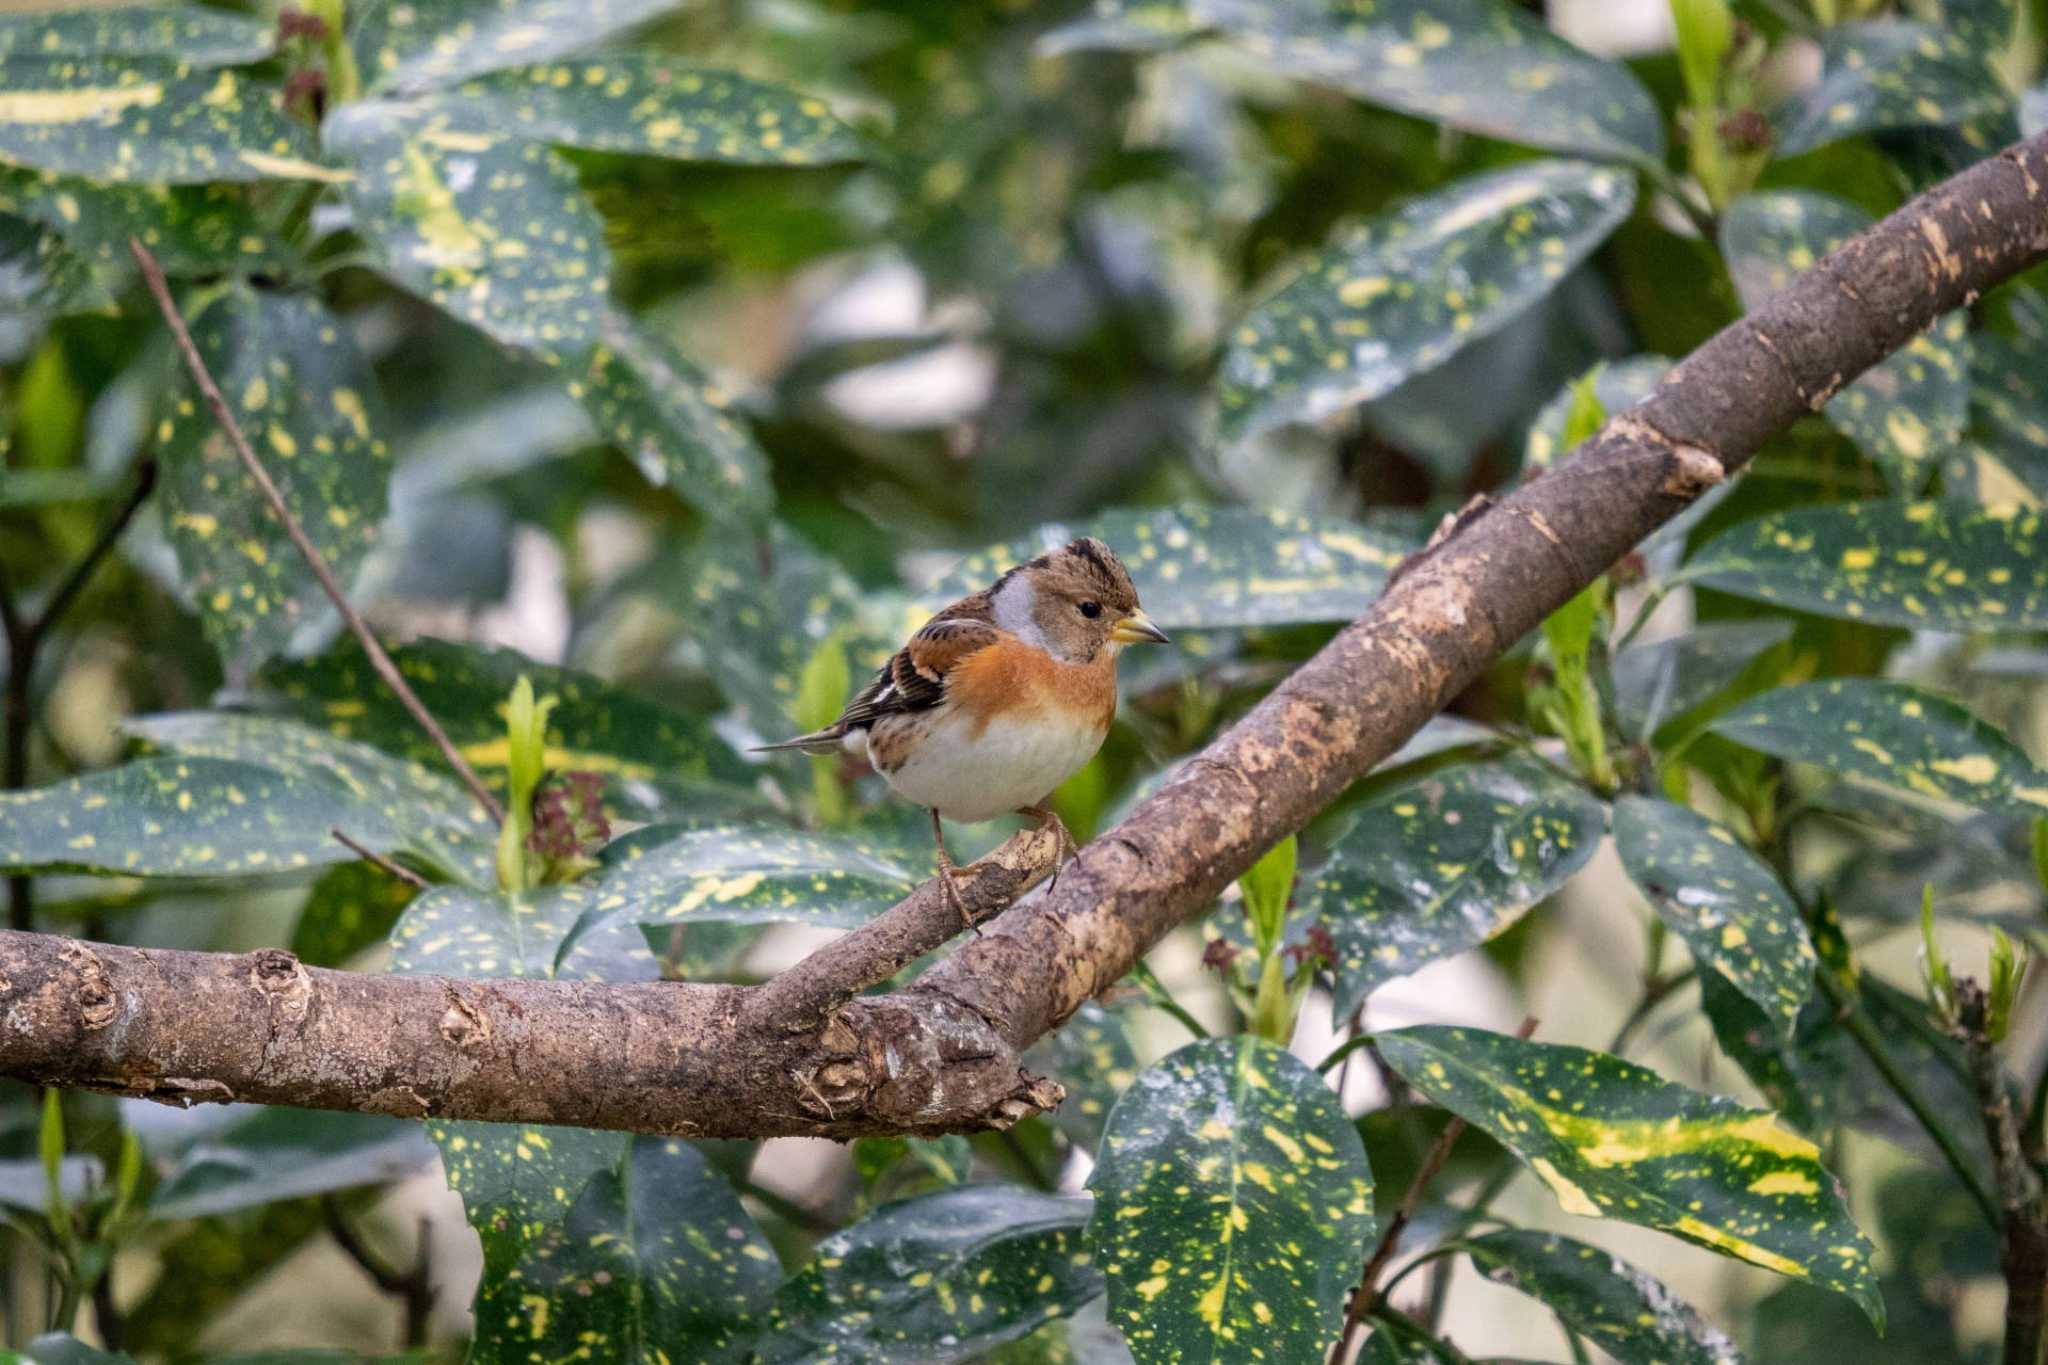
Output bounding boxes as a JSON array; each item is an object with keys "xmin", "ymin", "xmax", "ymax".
[{"xmin": 750, "ymin": 726, "xmax": 845, "ymax": 756}]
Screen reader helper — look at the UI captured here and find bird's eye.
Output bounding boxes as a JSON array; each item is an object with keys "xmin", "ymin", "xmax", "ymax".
[{"xmin": 1078, "ymin": 600, "xmax": 1102, "ymax": 619}]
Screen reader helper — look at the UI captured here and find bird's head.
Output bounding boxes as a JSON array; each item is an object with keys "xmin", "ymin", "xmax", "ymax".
[{"xmin": 992, "ymin": 536, "xmax": 1170, "ymax": 663}]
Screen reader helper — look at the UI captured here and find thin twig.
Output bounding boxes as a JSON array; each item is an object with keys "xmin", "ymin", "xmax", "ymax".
[
  {"xmin": 127, "ymin": 239, "xmax": 504, "ymax": 826},
  {"xmin": 1955, "ymin": 980, "xmax": 2048, "ymax": 1365},
  {"xmin": 1605, "ymin": 969, "xmax": 1697, "ymax": 1058},
  {"xmin": 331, "ymin": 828, "xmax": 428, "ymax": 890},
  {"xmin": 322, "ymin": 1196, "xmax": 435, "ymax": 1347}
]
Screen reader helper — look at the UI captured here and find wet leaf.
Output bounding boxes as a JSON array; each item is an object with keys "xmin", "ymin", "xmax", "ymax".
[
  {"xmin": 1523, "ymin": 354, "xmax": 1671, "ymax": 475},
  {"xmin": 0, "ymin": 58, "xmax": 335, "ymax": 184},
  {"xmin": 149, "ymin": 1110, "xmax": 435, "ymax": 1221},
  {"xmin": 475, "ymin": 1136, "xmax": 778, "ymax": 1364},
  {"xmin": 1776, "ymin": 21, "xmax": 2011, "ymax": 158},
  {"xmin": 923, "ymin": 505, "xmax": 1412, "ymax": 631},
  {"xmin": 360, "ymin": 0, "xmax": 691, "ymax": 94},
  {"xmin": 1218, "ymin": 160, "xmax": 1635, "ymax": 440},
  {"xmin": 1611, "ymin": 620, "xmax": 1794, "ymax": 740},
  {"xmin": 1612, "ymin": 796, "xmax": 1817, "ymax": 1034},
  {"xmin": 1311, "ymin": 758, "xmax": 1606, "ymax": 1019},
  {"xmin": 158, "ymin": 284, "xmax": 392, "ymax": 673},
  {"xmin": 0, "ymin": 757, "xmax": 366, "ymax": 878},
  {"xmin": 764, "ymin": 1185, "xmax": 1099, "ymax": 1363},
  {"xmin": 290, "ymin": 859, "xmax": 419, "ymax": 968},
  {"xmin": 1709, "ymin": 679, "xmax": 2048, "ymax": 819},
  {"xmin": 1025, "ymin": 1002, "xmax": 1142, "ymax": 1152},
  {"xmin": 1376, "ymin": 1026, "xmax": 1882, "ymax": 1326},
  {"xmin": 1721, "ymin": 192, "xmax": 1967, "ymax": 490},
  {"xmin": 0, "ymin": 6, "xmax": 271, "ymax": 65},
  {"xmin": 1464, "ymin": 1229, "xmax": 1742, "ymax": 1365},
  {"xmin": 1970, "ymin": 331, "xmax": 2048, "ymax": 499},
  {"xmin": 1689, "ymin": 498, "xmax": 2048, "ymax": 630},
  {"xmin": 1088, "ymin": 1035, "xmax": 1374, "ymax": 1364},
  {"xmin": 0, "ymin": 169, "xmax": 290, "ymax": 279},
  {"xmin": 326, "ymin": 101, "xmax": 612, "ymax": 362}
]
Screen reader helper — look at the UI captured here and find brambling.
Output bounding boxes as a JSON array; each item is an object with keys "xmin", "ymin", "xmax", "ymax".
[{"xmin": 758, "ymin": 537, "xmax": 1169, "ymax": 923}]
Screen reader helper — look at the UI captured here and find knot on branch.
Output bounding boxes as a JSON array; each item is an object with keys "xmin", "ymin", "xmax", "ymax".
[
  {"xmin": 247, "ymin": 947, "xmax": 313, "ymax": 1024},
  {"xmin": 1660, "ymin": 443, "xmax": 1726, "ymax": 499},
  {"xmin": 438, "ymin": 985, "xmax": 492, "ymax": 1050},
  {"xmin": 57, "ymin": 942, "xmax": 117, "ymax": 1031}
]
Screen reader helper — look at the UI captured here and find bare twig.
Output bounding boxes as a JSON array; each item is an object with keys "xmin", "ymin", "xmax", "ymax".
[
  {"xmin": 322, "ymin": 1196, "xmax": 435, "ymax": 1348},
  {"xmin": 330, "ymin": 828, "xmax": 429, "ymax": 890},
  {"xmin": 127, "ymin": 239, "xmax": 504, "ymax": 826},
  {"xmin": 1954, "ymin": 981, "xmax": 2048, "ymax": 1365}
]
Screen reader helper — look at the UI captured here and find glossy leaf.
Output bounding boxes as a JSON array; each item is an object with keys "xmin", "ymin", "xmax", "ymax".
[
  {"xmin": 361, "ymin": 0, "xmax": 691, "ymax": 94},
  {"xmin": 0, "ymin": 757, "xmax": 364, "ymax": 878},
  {"xmin": 1218, "ymin": 160, "xmax": 1635, "ymax": 440},
  {"xmin": 327, "ymin": 102, "xmax": 612, "ymax": 362},
  {"xmin": 1699, "ymin": 968, "xmax": 1842, "ymax": 1139},
  {"xmin": 1088, "ymin": 1035, "xmax": 1374, "ymax": 1364},
  {"xmin": 1024, "ymin": 1002, "xmax": 1141, "ymax": 1151},
  {"xmin": 1464, "ymin": 1229, "xmax": 1742, "ymax": 1365},
  {"xmin": 1611, "ymin": 619, "xmax": 1794, "ymax": 740},
  {"xmin": 1377, "ymin": 1026, "xmax": 1881, "ymax": 1325},
  {"xmin": 149, "ymin": 1110, "xmax": 435, "ymax": 1221},
  {"xmin": 0, "ymin": 6, "xmax": 271, "ymax": 65},
  {"xmin": 0, "ymin": 214, "xmax": 114, "ymax": 317},
  {"xmin": 765, "ymin": 1185, "xmax": 1100, "ymax": 1362},
  {"xmin": 1709, "ymin": 679, "xmax": 2048, "ymax": 819},
  {"xmin": 1776, "ymin": 21, "xmax": 2010, "ymax": 158},
  {"xmin": 924, "ymin": 505, "xmax": 1412, "ymax": 631},
  {"xmin": 1971, "ymin": 331, "xmax": 2048, "ymax": 499},
  {"xmin": 476, "ymin": 1136, "xmax": 777, "ymax": 1363},
  {"xmin": 1613, "ymin": 797, "xmax": 1816, "ymax": 1033},
  {"xmin": 1310, "ymin": 759, "xmax": 1606, "ymax": 1018},
  {"xmin": 0, "ymin": 169, "xmax": 290, "ymax": 279},
  {"xmin": 1722, "ymin": 192, "xmax": 1967, "ymax": 490},
  {"xmin": 0, "ymin": 58, "xmax": 335, "ymax": 184},
  {"xmin": 1524, "ymin": 355, "xmax": 1671, "ymax": 475},
  {"xmin": 158, "ymin": 285, "xmax": 392, "ymax": 672},
  {"xmin": 1689, "ymin": 498, "xmax": 2048, "ymax": 630}
]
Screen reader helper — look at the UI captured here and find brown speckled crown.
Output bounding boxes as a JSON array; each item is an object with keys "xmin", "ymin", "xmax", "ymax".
[{"xmin": 1006, "ymin": 537, "xmax": 1140, "ymax": 615}]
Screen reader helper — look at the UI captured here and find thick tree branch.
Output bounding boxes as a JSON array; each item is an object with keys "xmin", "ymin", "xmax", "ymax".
[{"xmin": 0, "ymin": 134, "xmax": 2037, "ymax": 1139}]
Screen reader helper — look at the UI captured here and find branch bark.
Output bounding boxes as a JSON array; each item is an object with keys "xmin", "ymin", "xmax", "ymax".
[{"xmin": 0, "ymin": 133, "xmax": 2040, "ymax": 1139}]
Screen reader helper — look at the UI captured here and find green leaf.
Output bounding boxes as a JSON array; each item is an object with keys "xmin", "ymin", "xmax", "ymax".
[
  {"xmin": 291, "ymin": 859, "xmax": 419, "ymax": 967},
  {"xmin": 1698, "ymin": 968, "xmax": 1842, "ymax": 1138},
  {"xmin": 923, "ymin": 505, "xmax": 1412, "ymax": 631},
  {"xmin": 1376, "ymin": 1026, "xmax": 1882, "ymax": 1325},
  {"xmin": 390, "ymin": 882, "xmax": 606, "ymax": 978},
  {"xmin": 1088, "ymin": 1035, "xmax": 1374, "ymax": 1364},
  {"xmin": 0, "ymin": 6, "xmax": 272, "ymax": 65},
  {"xmin": 1023, "ymin": 1002, "xmax": 1140, "ymax": 1152},
  {"xmin": 1218, "ymin": 160, "xmax": 1635, "ymax": 440},
  {"xmin": 1775, "ymin": 21, "xmax": 2011, "ymax": 158},
  {"xmin": 1721, "ymin": 192, "xmax": 1967, "ymax": 490},
  {"xmin": 1689, "ymin": 498, "xmax": 2048, "ymax": 630},
  {"xmin": 1613, "ymin": 796, "xmax": 1817, "ymax": 1033},
  {"xmin": 476, "ymin": 1136, "xmax": 778, "ymax": 1364},
  {"xmin": 17, "ymin": 1335, "xmax": 131, "ymax": 1365},
  {"xmin": 0, "ymin": 58, "xmax": 335, "ymax": 184},
  {"xmin": 1311, "ymin": 759, "xmax": 1606, "ymax": 1019},
  {"xmin": 1611, "ymin": 620, "xmax": 1794, "ymax": 740},
  {"xmin": 765, "ymin": 1186, "xmax": 1101, "ymax": 1362},
  {"xmin": 1709, "ymin": 679, "xmax": 2048, "ymax": 819},
  {"xmin": 0, "ymin": 214, "xmax": 114, "ymax": 317},
  {"xmin": 158, "ymin": 284, "xmax": 392, "ymax": 673},
  {"xmin": 360, "ymin": 0, "xmax": 691, "ymax": 94},
  {"xmin": 1464, "ymin": 1229, "xmax": 1742, "ymax": 1365},
  {"xmin": 1970, "ymin": 331, "xmax": 2048, "ymax": 499},
  {"xmin": 0, "ymin": 168, "xmax": 289, "ymax": 281},
  {"xmin": 1238, "ymin": 833, "xmax": 1296, "ymax": 956},
  {"xmin": 1524, "ymin": 355, "xmax": 1671, "ymax": 475},
  {"xmin": 326, "ymin": 102, "xmax": 612, "ymax": 362},
  {"xmin": 148, "ymin": 1110, "xmax": 434, "ymax": 1221},
  {"xmin": 0, "ymin": 466, "xmax": 112, "ymax": 509},
  {"xmin": 0, "ymin": 756, "xmax": 369, "ymax": 878},
  {"xmin": 1670, "ymin": 0, "xmax": 1734, "ymax": 112}
]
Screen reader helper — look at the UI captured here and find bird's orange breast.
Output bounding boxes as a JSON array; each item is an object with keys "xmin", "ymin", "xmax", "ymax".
[{"xmin": 946, "ymin": 640, "xmax": 1118, "ymax": 738}]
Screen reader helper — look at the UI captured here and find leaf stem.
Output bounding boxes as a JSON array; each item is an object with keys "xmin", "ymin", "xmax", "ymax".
[
  {"xmin": 1318, "ymin": 1032, "xmax": 1375, "ymax": 1075},
  {"xmin": 1129, "ymin": 959, "xmax": 1209, "ymax": 1039},
  {"xmin": 128, "ymin": 238, "xmax": 505, "ymax": 826},
  {"xmin": 330, "ymin": 828, "xmax": 428, "ymax": 890}
]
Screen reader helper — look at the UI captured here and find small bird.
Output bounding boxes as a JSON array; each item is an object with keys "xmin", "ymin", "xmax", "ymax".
[{"xmin": 756, "ymin": 537, "xmax": 1170, "ymax": 923}]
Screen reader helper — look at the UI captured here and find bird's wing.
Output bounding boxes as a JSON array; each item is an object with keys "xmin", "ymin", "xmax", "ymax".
[{"xmin": 836, "ymin": 614, "xmax": 1004, "ymax": 731}]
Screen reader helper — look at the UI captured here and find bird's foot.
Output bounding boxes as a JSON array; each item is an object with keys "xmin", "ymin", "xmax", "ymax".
[{"xmin": 1018, "ymin": 804, "xmax": 1083, "ymax": 889}]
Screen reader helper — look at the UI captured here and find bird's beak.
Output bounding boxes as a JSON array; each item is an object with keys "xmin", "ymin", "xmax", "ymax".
[{"xmin": 1111, "ymin": 609, "xmax": 1171, "ymax": 646}]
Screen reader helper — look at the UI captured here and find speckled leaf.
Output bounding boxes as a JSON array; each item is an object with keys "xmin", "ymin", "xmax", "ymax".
[
  {"xmin": 326, "ymin": 102, "xmax": 611, "ymax": 362},
  {"xmin": 149, "ymin": 1109, "xmax": 435, "ymax": 1221},
  {"xmin": 1087, "ymin": 1035, "xmax": 1374, "ymax": 1365},
  {"xmin": 924, "ymin": 506, "xmax": 1412, "ymax": 631},
  {"xmin": 390, "ymin": 882, "xmax": 603, "ymax": 978},
  {"xmin": 0, "ymin": 6, "xmax": 272, "ymax": 65},
  {"xmin": 764, "ymin": 1185, "xmax": 1100, "ymax": 1363},
  {"xmin": 1218, "ymin": 160, "xmax": 1635, "ymax": 440},
  {"xmin": 124, "ymin": 712, "xmax": 495, "ymax": 885},
  {"xmin": 359, "ymin": 0, "xmax": 690, "ymax": 94},
  {"xmin": 1310, "ymin": 758, "xmax": 1605, "ymax": 1019},
  {"xmin": 1722, "ymin": 193, "xmax": 1967, "ymax": 489},
  {"xmin": 1524, "ymin": 355, "xmax": 1670, "ymax": 475},
  {"xmin": 1612, "ymin": 620, "xmax": 1794, "ymax": 740},
  {"xmin": 1376, "ymin": 1026, "xmax": 1882, "ymax": 1325},
  {"xmin": 1971, "ymin": 331, "xmax": 2048, "ymax": 498},
  {"xmin": 1689, "ymin": 498, "xmax": 2048, "ymax": 630},
  {"xmin": 1464, "ymin": 1229, "xmax": 1742, "ymax": 1365},
  {"xmin": 158, "ymin": 285, "xmax": 392, "ymax": 673},
  {"xmin": 1613, "ymin": 796, "xmax": 1817, "ymax": 1034},
  {"xmin": 1945, "ymin": 442, "xmax": 2043, "ymax": 510},
  {"xmin": 418, "ymin": 54, "xmax": 859, "ymax": 165},
  {"xmin": 568, "ymin": 310, "xmax": 772, "ymax": 525},
  {"xmin": 475, "ymin": 1136, "xmax": 778, "ymax": 1364},
  {"xmin": 1025, "ymin": 1002, "xmax": 1141, "ymax": 1151},
  {"xmin": 1699, "ymin": 968, "xmax": 1843, "ymax": 1139},
  {"xmin": 1776, "ymin": 21, "xmax": 2010, "ymax": 158},
  {"xmin": 291, "ymin": 860, "xmax": 419, "ymax": 968},
  {"xmin": 1709, "ymin": 679, "xmax": 2048, "ymax": 819},
  {"xmin": 0, "ymin": 168, "xmax": 289, "ymax": 278},
  {"xmin": 0, "ymin": 756, "xmax": 369, "ymax": 878},
  {"xmin": 0, "ymin": 214, "xmax": 113, "ymax": 316},
  {"xmin": 0, "ymin": 58, "xmax": 336, "ymax": 184}
]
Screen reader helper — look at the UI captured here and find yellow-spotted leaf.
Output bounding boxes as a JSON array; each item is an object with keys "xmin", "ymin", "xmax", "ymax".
[
  {"xmin": 1721, "ymin": 192, "xmax": 1967, "ymax": 490},
  {"xmin": 1312, "ymin": 759, "xmax": 1605, "ymax": 1019},
  {"xmin": 1087, "ymin": 1035, "xmax": 1375, "ymax": 1364},
  {"xmin": 1971, "ymin": 331, "xmax": 2048, "ymax": 499},
  {"xmin": 0, "ymin": 168, "xmax": 290, "ymax": 279},
  {"xmin": 1218, "ymin": 160, "xmax": 1635, "ymax": 441},
  {"xmin": 1613, "ymin": 796, "xmax": 1817, "ymax": 1034},
  {"xmin": 359, "ymin": 0, "xmax": 690, "ymax": 94},
  {"xmin": 923, "ymin": 505, "xmax": 1412, "ymax": 631},
  {"xmin": 291, "ymin": 860, "xmax": 420, "ymax": 969},
  {"xmin": 1025, "ymin": 1002, "xmax": 1141, "ymax": 1151},
  {"xmin": 475, "ymin": 1136, "xmax": 778, "ymax": 1363},
  {"xmin": 1775, "ymin": 21, "xmax": 2011, "ymax": 158},
  {"xmin": 1523, "ymin": 355, "xmax": 1671, "ymax": 475},
  {"xmin": 1688, "ymin": 499, "xmax": 2048, "ymax": 630},
  {"xmin": 764, "ymin": 1186, "xmax": 1100, "ymax": 1361},
  {"xmin": 158, "ymin": 284, "xmax": 392, "ymax": 674},
  {"xmin": 0, "ymin": 6, "xmax": 271, "ymax": 66},
  {"xmin": 0, "ymin": 57, "xmax": 334, "ymax": 184},
  {"xmin": 0, "ymin": 214, "xmax": 113, "ymax": 316},
  {"xmin": 1376, "ymin": 1026, "xmax": 1881, "ymax": 1325},
  {"xmin": 1709, "ymin": 679, "xmax": 2048, "ymax": 819},
  {"xmin": 326, "ymin": 101, "xmax": 612, "ymax": 362},
  {"xmin": 1463, "ymin": 1230, "xmax": 1743, "ymax": 1365}
]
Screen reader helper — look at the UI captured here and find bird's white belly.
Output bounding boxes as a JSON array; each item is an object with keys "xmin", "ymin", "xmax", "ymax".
[{"xmin": 868, "ymin": 708, "xmax": 1107, "ymax": 824}]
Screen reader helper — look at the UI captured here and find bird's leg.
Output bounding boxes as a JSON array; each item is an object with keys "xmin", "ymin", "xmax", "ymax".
[
  {"xmin": 1016, "ymin": 803, "xmax": 1082, "ymax": 886},
  {"xmin": 929, "ymin": 808, "xmax": 979, "ymax": 932}
]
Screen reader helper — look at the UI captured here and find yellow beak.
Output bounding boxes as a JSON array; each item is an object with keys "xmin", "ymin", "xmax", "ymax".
[{"xmin": 1111, "ymin": 609, "xmax": 1171, "ymax": 645}]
